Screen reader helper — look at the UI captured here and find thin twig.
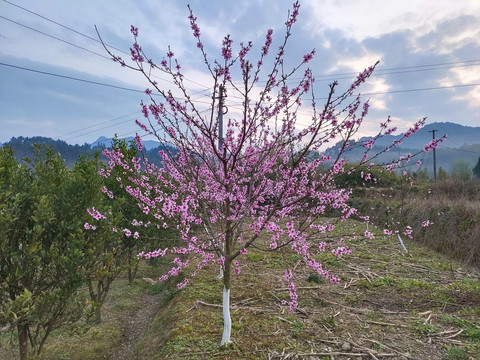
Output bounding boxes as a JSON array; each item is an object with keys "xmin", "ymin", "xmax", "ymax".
[{"xmin": 365, "ymin": 320, "xmax": 408, "ymax": 328}]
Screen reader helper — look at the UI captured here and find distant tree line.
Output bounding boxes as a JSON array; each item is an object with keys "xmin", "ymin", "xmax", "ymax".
[{"xmin": 1, "ymin": 136, "xmax": 173, "ymax": 168}]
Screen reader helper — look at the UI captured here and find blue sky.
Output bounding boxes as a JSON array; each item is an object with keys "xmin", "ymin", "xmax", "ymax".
[{"xmin": 1, "ymin": 0, "xmax": 479, "ymax": 145}]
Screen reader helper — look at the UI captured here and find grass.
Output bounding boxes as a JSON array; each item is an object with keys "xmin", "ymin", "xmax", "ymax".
[{"xmin": 1, "ymin": 217, "xmax": 479, "ymax": 359}]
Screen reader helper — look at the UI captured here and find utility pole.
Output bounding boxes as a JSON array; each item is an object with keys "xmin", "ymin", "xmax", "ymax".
[
  {"xmin": 429, "ymin": 129, "xmax": 437, "ymax": 183},
  {"xmin": 217, "ymin": 85, "xmax": 228, "ymax": 151}
]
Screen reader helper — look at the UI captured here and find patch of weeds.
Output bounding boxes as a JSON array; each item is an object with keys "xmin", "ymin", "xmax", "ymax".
[
  {"xmin": 444, "ymin": 345, "xmax": 470, "ymax": 360},
  {"xmin": 459, "ymin": 306, "xmax": 480, "ymax": 317},
  {"xmin": 432, "ymin": 261, "xmax": 453, "ymax": 271},
  {"xmin": 440, "ymin": 315, "xmax": 480, "ymax": 342},
  {"xmin": 357, "ymin": 276, "xmax": 395, "ymax": 290},
  {"xmin": 232, "ymin": 319, "xmax": 245, "ymax": 333},
  {"xmin": 372, "ymin": 276, "xmax": 395, "ymax": 287},
  {"xmin": 321, "ymin": 315, "xmax": 337, "ymax": 329},
  {"xmin": 440, "ymin": 313, "xmax": 456, "ymax": 325},
  {"xmin": 369, "ymin": 263, "xmax": 388, "ymax": 270},
  {"xmin": 164, "ymin": 334, "xmax": 196, "ymax": 354},
  {"xmin": 372, "ymin": 342, "xmax": 383, "ymax": 352},
  {"xmin": 291, "ymin": 320, "xmax": 304, "ymax": 337},
  {"xmin": 357, "ymin": 279, "xmax": 373, "ymax": 289},
  {"xmin": 286, "ymin": 253, "xmax": 302, "ymax": 262},
  {"xmin": 264, "ymin": 256, "xmax": 286, "ymax": 268},
  {"xmin": 147, "ymin": 283, "xmax": 164, "ymax": 295},
  {"xmin": 365, "ymin": 311, "xmax": 382, "ymax": 321},
  {"xmin": 247, "ymin": 253, "xmax": 265, "ymax": 262},
  {"xmin": 185, "ymin": 280, "xmax": 221, "ymax": 302},
  {"xmin": 315, "ymin": 252, "xmax": 340, "ymax": 266},
  {"xmin": 378, "ymin": 255, "xmax": 391, "ymax": 262},
  {"xmin": 307, "ymin": 273, "xmax": 323, "ymax": 284},
  {"xmin": 411, "ymin": 319, "xmax": 439, "ymax": 336},
  {"xmin": 396, "ymin": 278, "xmax": 434, "ymax": 291},
  {"xmin": 452, "ymin": 277, "xmax": 480, "ymax": 292},
  {"xmin": 430, "ymin": 291, "xmax": 458, "ymax": 307},
  {"xmin": 357, "ymin": 252, "xmax": 375, "ymax": 260},
  {"xmin": 345, "ymin": 295, "xmax": 361, "ymax": 305}
]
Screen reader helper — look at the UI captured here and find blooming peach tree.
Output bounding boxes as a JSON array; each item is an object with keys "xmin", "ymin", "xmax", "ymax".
[{"xmin": 90, "ymin": 2, "xmax": 442, "ymax": 345}]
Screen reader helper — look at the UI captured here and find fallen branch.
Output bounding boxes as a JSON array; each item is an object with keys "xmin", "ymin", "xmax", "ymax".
[
  {"xmin": 295, "ymin": 351, "xmax": 396, "ymax": 358},
  {"xmin": 430, "ymin": 328, "xmax": 464, "ymax": 337},
  {"xmin": 361, "ymin": 338, "xmax": 416, "ymax": 360},
  {"xmin": 365, "ymin": 320, "xmax": 408, "ymax": 328}
]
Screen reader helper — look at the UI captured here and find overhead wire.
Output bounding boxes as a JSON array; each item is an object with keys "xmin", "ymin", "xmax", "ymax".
[
  {"xmin": 58, "ymin": 111, "xmax": 141, "ymax": 137},
  {"xmin": 2, "ymin": 0, "xmax": 479, "ymax": 145},
  {"xmin": 2, "ymin": 0, "xmax": 130, "ymax": 56},
  {"xmin": 0, "ymin": 62, "xmax": 214, "ymax": 105},
  {"xmin": 0, "ymin": 15, "xmax": 111, "ymax": 60},
  {"xmin": 4, "ymin": 1, "xmax": 479, "ymax": 94},
  {"xmin": 1, "ymin": 2, "xmax": 212, "ymax": 92}
]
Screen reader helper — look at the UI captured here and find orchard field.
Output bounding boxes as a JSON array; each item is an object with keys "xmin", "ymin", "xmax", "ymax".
[{"xmin": 1, "ymin": 152, "xmax": 479, "ymax": 359}]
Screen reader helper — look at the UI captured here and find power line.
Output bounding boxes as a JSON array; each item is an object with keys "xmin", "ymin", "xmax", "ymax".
[
  {"xmin": 1, "ymin": 3, "xmax": 212, "ymax": 92},
  {"xmin": 63, "ymin": 116, "xmax": 139, "ymax": 142},
  {"xmin": 0, "ymin": 14, "xmax": 178, "ymax": 88},
  {"xmin": 312, "ymin": 83, "xmax": 480, "ymax": 100},
  {"xmin": 0, "ymin": 61, "xmax": 214, "ymax": 106},
  {"xmin": 312, "ymin": 59, "xmax": 480, "ymax": 81},
  {"xmin": 1, "ymin": 0, "xmax": 130, "ymax": 56},
  {"xmin": 312, "ymin": 62, "xmax": 480, "ymax": 84},
  {"xmin": 0, "ymin": 62, "xmax": 149, "ymax": 94},
  {"xmin": 5, "ymin": 0, "xmax": 479, "ymax": 94},
  {"xmin": 0, "ymin": 15, "xmax": 111, "ymax": 60},
  {"xmin": 438, "ymin": 145, "xmax": 480, "ymax": 154},
  {"xmin": 57, "ymin": 111, "xmax": 141, "ymax": 138}
]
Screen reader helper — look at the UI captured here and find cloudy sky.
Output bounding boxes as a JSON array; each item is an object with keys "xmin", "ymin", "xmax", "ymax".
[{"xmin": 1, "ymin": 0, "xmax": 479, "ymax": 145}]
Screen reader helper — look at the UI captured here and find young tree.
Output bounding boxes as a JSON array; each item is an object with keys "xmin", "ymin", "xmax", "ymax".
[
  {"xmin": 74, "ymin": 154, "xmax": 125, "ymax": 324},
  {"xmin": 80, "ymin": 139, "xmax": 154, "ymax": 323},
  {"xmin": 0, "ymin": 146, "xmax": 88, "ymax": 359},
  {"xmin": 92, "ymin": 2, "xmax": 442, "ymax": 345},
  {"xmin": 451, "ymin": 159, "xmax": 472, "ymax": 181},
  {"xmin": 437, "ymin": 166, "xmax": 448, "ymax": 181},
  {"xmin": 473, "ymin": 156, "xmax": 480, "ymax": 179}
]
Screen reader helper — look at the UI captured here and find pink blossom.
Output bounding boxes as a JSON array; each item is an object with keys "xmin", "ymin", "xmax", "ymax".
[
  {"xmin": 364, "ymin": 230, "xmax": 374, "ymax": 239},
  {"xmin": 403, "ymin": 226, "xmax": 413, "ymax": 239}
]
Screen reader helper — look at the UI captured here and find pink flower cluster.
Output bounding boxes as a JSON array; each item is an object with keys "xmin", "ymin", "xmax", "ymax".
[
  {"xmin": 281, "ymin": 270, "xmax": 298, "ymax": 313},
  {"xmin": 403, "ymin": 226, "xmax": 413, "ymax": 239},
  {"xmin": 87, "ymin": 207, "xmax": 106, "ymax": 220},
  {"xmin": 332, "ymin": 246, "xmax": 352, "ymax": 256}
]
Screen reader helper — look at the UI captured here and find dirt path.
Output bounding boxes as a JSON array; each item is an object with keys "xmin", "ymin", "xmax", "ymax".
[{"xmin": 112, "ymin": 284, "xmax": 165, "ymax": 360}]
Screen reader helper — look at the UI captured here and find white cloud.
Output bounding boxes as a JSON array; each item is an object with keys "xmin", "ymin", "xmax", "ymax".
[
  {"xmin": 439, "ymin": 67, "xmax": 480, "ymax": 112},
  {"xmin": 303, "ymin": 0, "xmax": 480, "ymax": 43},
  {"xmin": 364, "ymin": 77, "xmax": 392, "ymax": 111},
  {"xmin": 328, "ymin": 52, "xmax": 382, "ymax": 73}
]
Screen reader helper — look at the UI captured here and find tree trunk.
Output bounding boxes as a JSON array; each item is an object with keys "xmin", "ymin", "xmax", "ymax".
[
  {"xmin": 17, "ymin": 323, "xmax": 28, "ymax": 360},
  {"xmin": 220, "ymin": 260, "xmax": 232, "ymax": 346},
  {"xmin": 95, "ymin": 303, "xmax": 102, "ymax": 323},
  {"xmin": 128, "ymin": 259, "xmax": 139, "ymax": 284}
]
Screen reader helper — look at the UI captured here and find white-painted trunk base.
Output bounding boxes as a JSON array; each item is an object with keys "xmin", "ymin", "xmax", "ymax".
[
  {"xmin": 220, "ymin": 286, "xmax": 232, "ymax": 346},
  {"xmin": 397, "ymin": 234, "xmax": 408, "ymax": 253}
]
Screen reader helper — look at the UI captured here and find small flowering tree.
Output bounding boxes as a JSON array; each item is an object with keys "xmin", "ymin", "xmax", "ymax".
[{"xmin": 92, "ymin": 2, "xmax": 443, "ymax": 345}]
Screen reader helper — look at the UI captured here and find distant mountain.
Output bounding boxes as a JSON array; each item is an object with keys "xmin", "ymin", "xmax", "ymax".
[
  {"xmin": 323, "ymin": 122, "xmax": 480, "ymax": 174},
  {"xmin": 1, "ymin": 136, "xmax": 173, "ymax": 168},
  {"xmin": 355, "ymin": 122, "xmax": 480, "ymax": 149},
  {"xmin": 2, "ymin": 122, "xmax": 479, "ymax": 174},
  {"xmin": 1, "ymin": 136, "xmax": 98, "ymax": 167},
  {"xmin": 91, "ymin": 136, "xmax": 161, "ymax": 150}
]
